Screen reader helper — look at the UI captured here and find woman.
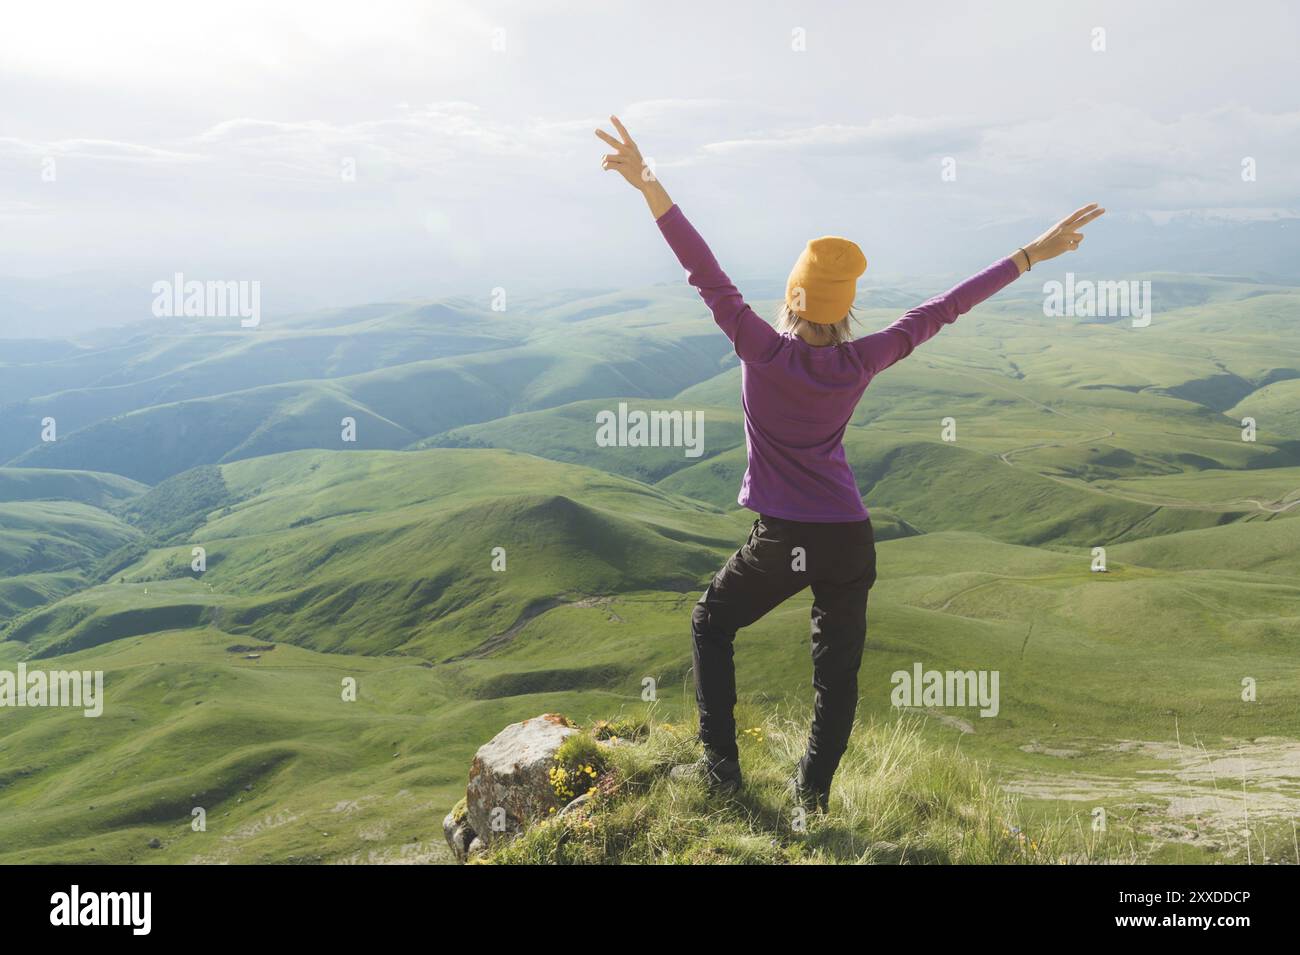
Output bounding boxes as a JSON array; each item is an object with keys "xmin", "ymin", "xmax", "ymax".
[{"xmin": 596, "ymin": 116, "xmax": 1103, "ymax": 810}]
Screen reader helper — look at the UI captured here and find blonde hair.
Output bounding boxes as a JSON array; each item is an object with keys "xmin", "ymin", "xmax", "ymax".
[{"xmin": 775, "ymin": 304, "xmax": 857, "ymax": 346}]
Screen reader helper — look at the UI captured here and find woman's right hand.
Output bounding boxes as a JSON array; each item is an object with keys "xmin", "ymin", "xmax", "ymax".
[
  {"xmin": 1020, "ymin": 203, "xmax": 1106, "ymax": 270},
  {"xmin": 596, "ymin": 114, "xmax": 674, "ymax": 219},
  {"xmin": 595, "ymin": 115, "xmax": 652, "ymax": 190}
]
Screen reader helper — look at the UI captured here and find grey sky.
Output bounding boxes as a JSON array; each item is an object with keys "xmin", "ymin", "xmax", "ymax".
[{"xmin": 2, "ymin": 0, "xmax": 1298, "ymax": 329}]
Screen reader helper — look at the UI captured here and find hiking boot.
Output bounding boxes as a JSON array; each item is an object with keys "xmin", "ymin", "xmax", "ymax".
[
  {"xmin": 670, "ymin": 748, "xmax": 742, "ymax": 794},
  {"xmin": 790, "ymin": 756, "xmax": 831, "ymax": 813}
]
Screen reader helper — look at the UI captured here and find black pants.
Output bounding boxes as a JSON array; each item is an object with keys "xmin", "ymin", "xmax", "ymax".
[{"xmin": 691, "ymin": 513, "xmax": 877, "ymax": 788}]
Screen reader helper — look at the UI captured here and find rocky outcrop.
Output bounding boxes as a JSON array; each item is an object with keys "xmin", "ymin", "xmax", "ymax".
[{"xmin": 445, "ymin": 713, "xmax": 580, "ymax": 860}]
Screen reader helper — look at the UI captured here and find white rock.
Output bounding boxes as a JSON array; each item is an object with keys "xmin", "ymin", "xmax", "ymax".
[{"xmin": 465, "ymin": 713, "xmax": 579, "ymax": 846}]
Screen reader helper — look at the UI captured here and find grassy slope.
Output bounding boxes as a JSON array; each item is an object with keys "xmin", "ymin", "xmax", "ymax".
[
  {"xmin": 2, "ymin": 293, "xmax": 733, "ymax": 483},
  {"xmin": 2, "ymin": 449, "xmax": 743, "ymax": 659},
  {"xmin": 3, "ymin": 277, "xmax": 1300, "ymax": 863},
  {"xmin": 0, "ymin": 467, "xmax": 147, "ymax": 507},
  {"xmin": 410, "ymin": 398, "xmax": 745, "ymax": 485},
  {"xmin": 486, "ymin": 709, "xmax": 1069, "ymax": 865},
  {"xmin": 0, "ymin": 468, "xmax": 146, "ymax": 621},
  {"xmin": 0, "ymin": 303, "xmax": 529, "ymax": 461},
  {"xmin": 660, "ymin": 432, "xmax": 1236, "ymax": 547},
  {"xmin": 0, "ymin": 499, "xmax": 141, "ymax": 623},
  {"xmin": 4, "ymin": 441, "xmax": 1299, "ymax": 862}
]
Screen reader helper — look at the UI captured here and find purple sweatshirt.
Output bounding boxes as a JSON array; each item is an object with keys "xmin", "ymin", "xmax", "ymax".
[{"xmin": 657, "ymin": 204, "xmax": 1021, "ymax": 523}]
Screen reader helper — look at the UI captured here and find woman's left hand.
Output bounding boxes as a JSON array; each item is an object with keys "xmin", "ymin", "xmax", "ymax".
[{"xmin": 1021, "ymin": 203, "xmax": 1106, "ymax": 269}]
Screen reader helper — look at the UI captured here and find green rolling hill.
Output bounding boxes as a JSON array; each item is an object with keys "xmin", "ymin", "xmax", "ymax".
[
  {"xmin": 0, "ymin": 467, "xmax": 146, "ymax": 624},
  {"xmin": 412, "ymin": 397, "xmax": 746, "ymax": 484},
  {"xmin": 4, "ymin": 321, "xmax": 732, "ymax": 483},
  {"xmin": 3, "ymin": 274, "xmax": 1300, "ymax": 863},
  {"xmin": 0, "ymin": 467, "xmax": 146, "ymax": 508},
  {"xmin": 3, "ymin": 445, "xmax": 1298, "ymax": 862}
]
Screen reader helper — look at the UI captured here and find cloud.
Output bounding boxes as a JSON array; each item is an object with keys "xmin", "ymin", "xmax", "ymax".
[
  {"xmin": 618, "ymin": 99, "xmax": 730, "ymax": 129},
  {"xmin": 0, "ymin": 103, "xmax": 584, "ymax": 200},
  {"xmin": 0, "ymin": 137, "xmax": 203, "ymax": 164},
  {"xmin": 5, "ymin": 99, "xmax": 1299, "ymax": 227},
  {"xmin": 6, "ymin": 99, "xmax": 1300, "ymax": 214},
  {"xmin": 658, "ymin": 104, "xmax": 1300, "ymax": 219},
  {"xmin": 975, "ymin": 104, "xmax": 1300, "ymax": 212},
  {"xmin": 700, "ymin": 115, "xmax": 984, "ymax": 158}
]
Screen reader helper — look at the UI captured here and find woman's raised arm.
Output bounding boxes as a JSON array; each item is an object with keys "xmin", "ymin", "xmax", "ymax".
[
  {"xmin": 596, "ymin": 116, "xmax": 781, "ymax": 363},
  {"xmin": 852, "ymin": 203, "xmax": 1106, "ymax": 378}
]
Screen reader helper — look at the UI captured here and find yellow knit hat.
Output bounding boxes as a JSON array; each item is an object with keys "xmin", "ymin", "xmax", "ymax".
[{"xmin": 784, "ymin": 236, "xmax": 868, "ymax": 325}]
